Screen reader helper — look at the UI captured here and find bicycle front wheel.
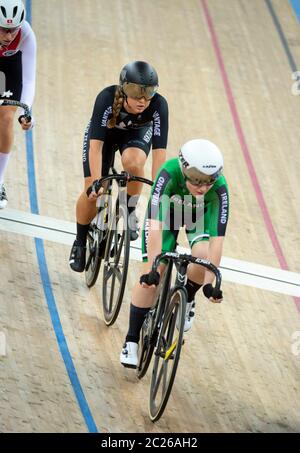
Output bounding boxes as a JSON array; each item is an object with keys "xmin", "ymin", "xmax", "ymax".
[
  {"xmin": 102, "ymin": 201, "xmax": 130, "ymax": 326},
  {"xmin": 137, "ymin": 261, "xmax": 173, "ymax": 380},
  {"xmin": 85, "ymin": 226, "xmax": 105, "ymax": 288},
  {"xmin": 149, "ymin": 287, "xmax": 187, "ymax": 422}
]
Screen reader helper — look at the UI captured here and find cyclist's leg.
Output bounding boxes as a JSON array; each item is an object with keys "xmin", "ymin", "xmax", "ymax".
[
  {"xmin": 188, "ymin": 240, "xmax": 209, "ymax": 282},
  {"xmin": 70, "ymin": 129, "xmax": 113, "ymax": 271},
  {"xmin": 119, "ymin": 126, "xmax": 152, "ymax": 199},
  {"xmin": 0, "ymin": 53, "xmax": 22, "ymax": 208},
  {"xmin": 0, "ymin": 105, "xmax": 17, "ymax": 152},
  {"xmin": 119, "ymin": 128, "xmax": 152, "ymax": 240},
  {"xmin": 76, "ymin": 130, "xmax": 114, "ymax": 231},
  {"xmin": 74, "ymin": 125, "xmax": 98, "ymax": 252},
  {"xmin": 180, "ymin": 231, "xmax": 210, "ymax": 330}
]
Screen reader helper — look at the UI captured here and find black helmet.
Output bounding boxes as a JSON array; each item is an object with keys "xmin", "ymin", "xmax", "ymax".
[{"xmin": 119, "ymin": 61, "xmax": 158, "ymax": 87}]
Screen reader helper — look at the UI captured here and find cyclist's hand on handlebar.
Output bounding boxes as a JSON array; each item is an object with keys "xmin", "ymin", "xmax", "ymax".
[
  {"xmin": 86, "ymin": 180, "xmax": 104, "ymax": 200},
  {"xmin": 140, "ymin": 270, "xmax": 160, "ymax": 288},
  {"xmin": 18, "ymin": 115, "xmax": 34, "ymax": 130},
  {"xmin": 203, "ymin": 283, "xmax": 223, "ymax": 303}
]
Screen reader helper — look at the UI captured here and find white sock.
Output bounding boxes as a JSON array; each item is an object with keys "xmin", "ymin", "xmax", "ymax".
[{"xmin": 0, "ymin": 152, "xmax": 10, "ymax": 185}]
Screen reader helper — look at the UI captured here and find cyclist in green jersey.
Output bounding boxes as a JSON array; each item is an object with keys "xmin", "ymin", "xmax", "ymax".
[{"xmin": 120, "ymin": 139, "xmax": 229, "ymax": 368}]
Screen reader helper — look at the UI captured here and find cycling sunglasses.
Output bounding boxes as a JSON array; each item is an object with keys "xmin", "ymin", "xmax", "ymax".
[
  {"xmin": 184, "ymin": 174, "xmax": 217, "ymax": 187},
  {"xmin": 122, "ymin": 82, "xmax": 158, "ymax": 101}
]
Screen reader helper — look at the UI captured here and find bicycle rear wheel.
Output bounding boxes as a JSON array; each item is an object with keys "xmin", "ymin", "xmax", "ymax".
[
  {"xmin": 102, "ymin": 199, "xmax": 130, "ymax": 326},
  {"xmin": 149, "ymin": 287, "xmax": 187, "ymax": 422}
]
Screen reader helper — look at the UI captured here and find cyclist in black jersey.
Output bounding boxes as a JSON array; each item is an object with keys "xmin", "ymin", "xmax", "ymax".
[
  {"xmin": 120, "ymin": 139, "xmax": 229, "ymax": 368},
  {"xmin": 69, "ymin": 61, "xmax": 169, "ymax": 272}
]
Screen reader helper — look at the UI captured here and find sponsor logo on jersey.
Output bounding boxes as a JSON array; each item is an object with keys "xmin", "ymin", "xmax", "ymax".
[
  {"xmin": 153, "ymin": 111, "xmax": 161, "ymax": 136},
  {"xmin": 170, "ymin": 194, "xmax": 203, "ymax": 209},
  {"xmin": 144, "ymin": 218, "xmax": 150, "ymax": 250},
  {"xmin": 220, "ymin": 192, "xmax": 228, "ymax": 224},
  {"xmin": 82, "ymin": 121, "xmax": 91, "ymax": 163},
  {"xmin": 151, "ymin": 176, "xmax": 165, "ymax": 206}
]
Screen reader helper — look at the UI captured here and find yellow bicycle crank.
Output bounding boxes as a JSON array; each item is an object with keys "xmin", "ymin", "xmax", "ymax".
[{"xmin": 164, "ymin": 337, "xmax": 178, "ymax": 361}]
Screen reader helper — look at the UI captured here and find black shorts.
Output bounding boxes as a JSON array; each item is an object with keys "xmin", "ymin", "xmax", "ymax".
[
  {"xmin": 82, "ymin": 123, "xmax": 153, "ymax": 178},
  {"xmin": 0, "ymin": 52, "xmax": 22, "ymax": 100}
]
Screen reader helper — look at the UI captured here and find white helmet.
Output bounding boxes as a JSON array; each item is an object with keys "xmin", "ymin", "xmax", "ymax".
[
  {"xmin": 179, "ymin": 139, "xmax": 223, "ymax": 184},
  {"xmin": 0, "ymin": 0, "xmax": 26, "ymax": 29}
]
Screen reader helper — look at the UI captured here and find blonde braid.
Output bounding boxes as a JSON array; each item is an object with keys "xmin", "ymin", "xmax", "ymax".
[{"xmin": 107, "ymin": 86, "xmax": 124, "ymax": 129}]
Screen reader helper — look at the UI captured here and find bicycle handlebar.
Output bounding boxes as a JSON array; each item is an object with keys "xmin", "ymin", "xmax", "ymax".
[
  {"xmin": 0, "ymin": 99, "xmax": 31, "ymax": 122},
  {"xmin": 151, "ymin": 251, "xmax": 222, "ymax": 293},
  {"xmin": 86, "ymin": 171, "xmax": 153, "ymax": 197}
]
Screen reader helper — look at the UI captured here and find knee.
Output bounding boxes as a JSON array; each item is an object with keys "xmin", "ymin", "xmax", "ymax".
[
  {"xmin": 122, "ymin": 151, "xmax": 145, "ymax": 174},
  {"xmin": 123, "ymin": 159, "xmax": 144, "ymax": 174}
]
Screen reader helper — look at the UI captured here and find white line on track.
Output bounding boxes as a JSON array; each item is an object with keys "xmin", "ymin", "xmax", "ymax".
[{"xmin": 1, "ymin": 208, "xmax": 300, "ymax": 297}]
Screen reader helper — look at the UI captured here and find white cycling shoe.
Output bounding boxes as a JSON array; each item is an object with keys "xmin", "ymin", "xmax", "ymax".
[
  {"xmin": 120, "ymin": 341, "xmax": 138, "ymax": 369},
  {"xmin": 177, "ymin": 300, "xmax": 196, "ymax": 332}
]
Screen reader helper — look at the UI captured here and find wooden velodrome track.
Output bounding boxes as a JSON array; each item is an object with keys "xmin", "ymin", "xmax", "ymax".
[{"xmin": 0, "ymin": 0, "xmax": 300, "ymax": 433}]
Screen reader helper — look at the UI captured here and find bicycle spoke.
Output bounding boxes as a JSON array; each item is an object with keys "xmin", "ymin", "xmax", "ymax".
[
  {"xmin": 112, "ymin": 228, "xmax": 119, "ymax": 256},
  {"xmin": 162, "ymin": 361, "xmax": 168, "ymax": 395},
  {"xmin": 85, "ymin": 228, "xmax": 103, "ymax": 288},
  {"xmin": 113, "ymin": 266, "xmax": 122, "ymax": 283},
  {"xmin": 115, "ymin": 233, "xmax": 125, "ymax": 263},
  {"xmin": 103, "ymin": 265, "xmax": 113, "ymax": 283},
  {"xmin": 109, "ymin": 266, "xmax": 117, "ymax": 307},
  {"xmin": 152, "ymin": 361, "xmax": 165, "ymax": 401}
]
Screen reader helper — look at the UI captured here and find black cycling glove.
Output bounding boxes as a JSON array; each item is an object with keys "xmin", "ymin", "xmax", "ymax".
[
  {"xmin": 140, "ymin": 270, "xmax": 160, "ymax": 287},
  {"xmin": 203, "ymin": 283, "xmax": 223, "ymax": 301},
  {"xmin": 86, "ymin": 180, "xmax": 101, "ymax": 197}
]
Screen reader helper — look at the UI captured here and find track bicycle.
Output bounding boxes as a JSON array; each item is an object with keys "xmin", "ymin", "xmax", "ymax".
[
  {"xmin": 85, "ymin": 170, "xmax": 153, "ymax": 326},
  {"xmin": 136, "ymin": 251, "xmax": 222, "ymax": 422}
]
